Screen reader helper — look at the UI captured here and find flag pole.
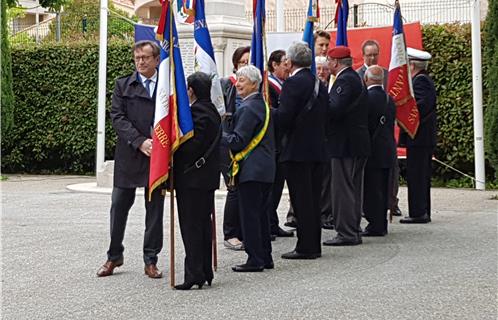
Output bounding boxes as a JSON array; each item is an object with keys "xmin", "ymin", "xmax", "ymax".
[
  {"xmin": 168, "ymin": 0, "xmax": 175, "ymax": 288},
  {"xmin": 211, "ymin": 200, "xmax": 217, "ymax": 272}
]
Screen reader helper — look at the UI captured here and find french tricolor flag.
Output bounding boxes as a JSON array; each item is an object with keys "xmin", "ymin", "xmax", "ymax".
[{"xmin": 387, "ymin": 0, "xmax": 419, "ymax": 139}]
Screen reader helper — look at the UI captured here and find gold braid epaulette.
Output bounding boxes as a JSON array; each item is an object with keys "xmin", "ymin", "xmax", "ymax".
[{"xmin": 228, "ymin": 101, "xmax": 270, "ymax": 187}]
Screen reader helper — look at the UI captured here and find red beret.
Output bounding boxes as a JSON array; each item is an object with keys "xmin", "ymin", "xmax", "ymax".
[{"xmin": 327, "ymin": 46, "xmax": 351, "ymax": 59}]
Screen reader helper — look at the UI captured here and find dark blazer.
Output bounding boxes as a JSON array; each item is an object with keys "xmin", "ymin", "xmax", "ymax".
[
  {"xmin": 174, "ymin": 99, "xmax": 221, "ymax": 190},
  {"xmin": 223, "ymin": 93, "xmax": 276, "ymax": 184},
  {"xmin": 220, "ymin": 76, "xmax": 237, "ymax": 115},
  {"xmin": 110, "ymin": 71, "xmax": 155, "ymax": 188},
  {"xmin": 356, "ymin": 65, "xmax": 389, "ymax": 88},
  {"xmin": 277, "ymin": 68, "xmax": 328, "ymax": 163},
  {"xmin": 328, "ymin": 67, "xmax": 371, "ymax": 158},
  {"xmin": 399, "ymin": 70, "xmax": 437, "ymax": 147},
  {"xmin": 365, "ymin": 85, "xmax": 396, "ymax": 169}
]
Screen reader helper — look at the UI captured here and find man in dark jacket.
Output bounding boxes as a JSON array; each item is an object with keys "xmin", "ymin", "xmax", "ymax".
[
  {"xmin": 362, "ymin": 65, "xmax": 396, "ymax": 236},
  {"xmin": 173, "ymin": 72, "xmax": 221, "ymax": 289},
  {"xmin": 399, "ymin": 48, "xmax": 437, "ymax": 224},
  {"xmin": 278, "ymin": 42, "xmax": 328, "ymax": 259},
  {"xmin": 323, "ymin": 46, "xmax": 370, "ymax": 247},
  {"xmin": 97, "ymin": 40, "xmax": 163, "ymax": 279}
]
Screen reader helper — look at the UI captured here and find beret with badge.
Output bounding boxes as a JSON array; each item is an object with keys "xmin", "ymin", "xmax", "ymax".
[{"xmin": 327, "ymin": 46, "xmax": 351, "ymax": 59}]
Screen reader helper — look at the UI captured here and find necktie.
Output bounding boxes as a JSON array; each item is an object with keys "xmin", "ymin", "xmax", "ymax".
[{"xmin": 144, "ymin": 79, "xmax": 151, "ymax": 97}]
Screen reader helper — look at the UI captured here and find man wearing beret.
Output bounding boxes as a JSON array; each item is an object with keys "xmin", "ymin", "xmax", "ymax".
[
  {"xmin": 399, "ymin": 48, "xmax": 437, "ymax": 224},
  {"xmin": 323, "ymin": 46, "xmax": 370, "ymax": 246}
]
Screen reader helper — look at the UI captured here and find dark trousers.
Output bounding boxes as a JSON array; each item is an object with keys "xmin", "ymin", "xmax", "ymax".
[
  {"xmin": 320, "ymin": 165, "xmax": 333, "ymax": 224},
  {"xmin": 268, "ymin": 162, "xmax": 286, "ymax": 234},
  {"xmin": 176, "ymin": 187, "xmax": 214, "ymax": 284},
  {"xmin": 363, "ymin": 167, "xmax": 390, "ymax": 234},
  {"xmin": 331, "ymin": 157, "xmax": 366, "ymax": 242},
  {"xmin": 107, "ymin": 187, "xmax": 164, "ymax": 265},
  {"xmin": 406, "ymin": 146, "xmax": 433, "ymax": 218},
  {"xmin": 221, "ymin": 146, "xmax": 241, "ymax": 241},
  {"xmin": 238, "ymin": 181, "xmax": 272, "ymax": 267},
  {"xmin": 388, "ymin": 157, "xmax": 400, "ymax": 211},
  {"xmin": 283, "ymin": 162, "xmax": 323, "ymax": 255}
]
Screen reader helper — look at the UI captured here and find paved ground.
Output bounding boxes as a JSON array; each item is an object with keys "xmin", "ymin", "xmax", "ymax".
[{"xmin": 1, "ymin": 175, "xmax": 497, "ymax": 320}]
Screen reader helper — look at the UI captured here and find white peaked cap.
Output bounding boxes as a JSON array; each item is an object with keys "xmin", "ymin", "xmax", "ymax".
[{"xmin": 407, "ymin": 47, "xmax": 432, "ymax": 61}]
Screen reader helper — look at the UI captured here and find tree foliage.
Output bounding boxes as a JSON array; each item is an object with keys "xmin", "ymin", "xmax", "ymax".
[
  {"xmin": 1, "ymin": 0, "xmax": 15, "ymax": 136},
  {"xmin": 484, "ymin": 0, "xmax": 498, "ymax": 177}
]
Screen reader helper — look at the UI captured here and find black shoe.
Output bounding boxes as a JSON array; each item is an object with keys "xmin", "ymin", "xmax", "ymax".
[
  {"xmin": 392, "ymin": 207, "xmax": 402, "ymax": 216},
  {"xmin": 361, "ymin": 230, "xmax": 386, "ymax": 237},
  {"xmin": 232, "ymin": 264, "xmax": 264, "ymax": 272},
  {"xmin": 264, "ymin": 262, "xmax": 274, "ymax": 269},
  {"xmin": 399, "ymin": 215, "xmax": 431, "ymax": 224},
  {"xmin": 174, "ymin": 280, "xmax": 205, "ymax": 290},
  {"xmin": 323, "ymin": 237, "xmax": 362, "ymax": 246},
  {"xmin": 284, "ymin": 221, "xmax": 297, "ymax": 228},
  {"xmin": 281, "ymin": 250, "xmax": 321, "ymax": 260},
  {"xmin": 272, "ymin": 227, "xmax": 294, "ymax": 238}
]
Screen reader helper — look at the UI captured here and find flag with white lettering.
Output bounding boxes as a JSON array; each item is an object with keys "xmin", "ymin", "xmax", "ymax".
[{"xmin": 387, "ymin": 0, "xmax": 419, "ymax": 138}]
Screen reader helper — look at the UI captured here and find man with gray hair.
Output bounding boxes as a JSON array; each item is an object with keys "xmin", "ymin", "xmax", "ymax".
[
  {"xmin": 362, "ymin": 65, "xmax": 396, "ymax": 236},
  {"xmin": 278, "ymin": 42, "xmax": 329, "ymax": 259},
  {"xmin": 399, "ymin": 48, "xmax": 437, "ymax": 224},
  {"xmin": 323, "ymin": 46, "xmax": 370, "ymax": 246}
]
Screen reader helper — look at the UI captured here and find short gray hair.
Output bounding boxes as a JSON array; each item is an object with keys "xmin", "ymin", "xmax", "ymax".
[
  {"xmin": 410, "ymin": 59, "xmax": 429, "ymax": 71},
  {"xmin": 287, "ymin": 42, "xmax": 312, "ymax": 68},
  {"xmin": 337, "ymin": 57, "xmax": 353, "ymax": 67},
  {"xmin": 236, "ymin": 65, "xmax": 262, "ymax": 86},
  {"xmin": 315, "ymin": 56, "xmax": 328, "ymax": 66},
  {"xmin": 365, "ymin": 65, "xmax": 384, "ymax": 82}
]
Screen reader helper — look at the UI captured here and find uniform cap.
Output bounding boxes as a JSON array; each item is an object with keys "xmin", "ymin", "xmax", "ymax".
[
  {"xmin": 407, "ymin": 47, "xmax": 432, "ymax": 61},
  {"xmin": 327, "ymin": 46, "xmax": 351, "ymax": 59}
]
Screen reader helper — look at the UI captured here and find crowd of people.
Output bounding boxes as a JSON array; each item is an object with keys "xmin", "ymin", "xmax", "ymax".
[{"xmin": 95, "ymin": 30, "xmax": 437, "ymax": 290}]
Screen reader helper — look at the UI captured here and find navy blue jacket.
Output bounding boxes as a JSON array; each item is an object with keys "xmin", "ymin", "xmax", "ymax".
[
  {"xmin": 222, "ymin": 93, "xmax": 275, "ymax": 184},
  {"xmin": 111, "ymin": 71, "xmax": 155, "ymax": 188},
  {"xmin": 327, "ymin": 67, "xmax": 371, "ymax": 158},
  {"xmin": 277, "ymin": 68, "xmax": 328, "ymax": 163},
  {"xmin": 365, "ymin": 85, "xmax": 396, "ymax": 169},
  {"xmin": 399, "ymin": 70, "xmax": 437, "ymax": 148}
]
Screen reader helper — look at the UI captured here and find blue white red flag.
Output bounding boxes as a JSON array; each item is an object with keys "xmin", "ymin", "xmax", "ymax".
[
  {"xmin": 149, "ymin": 0, "xmax": 194, "ymax": 196},
  {"xmin": 193, "ymin": 0, "xmax": 226, "ymax": 115},
  {"xmin": 303, "ymin": 0, "xmax": 320, "ymax": 74},
  {"xmin": 387, "ymin": 0, "xmax": 419, "ymax": 138},
  {"xmin": 335, "ymin": 0, "xmax": 349, "ymax": 46},
  {"xmin": 176, "ymin": 0, "xmax": 195, "ymax": 24},
  {"xmin": 250, "ymin": 0, "xmax": 269, "ymax": 102}
]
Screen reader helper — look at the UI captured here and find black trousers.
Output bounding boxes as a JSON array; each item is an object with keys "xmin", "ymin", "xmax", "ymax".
[
  {"xmin": 320, "ymin": 164, "xmax": 333, "ymax": 224},
  {"xmin": 387, "ymin": 157, "xmax": 400, "ymax": 211},
  {"xmin": 238, "ymin": 181, "xmax": 273, "ymax": 267},
  {"xmin": 176, "ymin": 187, "xmax": 214, "ymax": 284},
  {"xmin": 283, "ymin": 162, "xmax": 323, "ymax": 255},
  {"xmin": 363, "ymin": 167, "xmax": 390, "ymax": 234},
  {"xmin": 268, "ymin": 161, "xmax": 286, "ymax": 234},
  {"xmin": 406, "ymin": 146, "xmax": 433, "ymax": 218},
  {"xmin": 220, "ymin": 145, "xmax": 242, "ymax": 241},
  {"xmin": 331, "ymin": 157, "xmax": 366, "ymax": 242},
  {"xmin": 107, "ymin": 187, "xmax": 164, "ymax": 265}
]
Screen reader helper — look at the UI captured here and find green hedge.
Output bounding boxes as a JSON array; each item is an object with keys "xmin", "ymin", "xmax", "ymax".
[
  {"xmin": 2, "ymin": 41, "xmax": 135, "ymax": 173},
  {"xmin": 1, "ymin": 0, "xmax": 14, "ymax": 137},
  {"xmin": 1, "ymin": 24, "xmax": 495, "ymax": 182}
]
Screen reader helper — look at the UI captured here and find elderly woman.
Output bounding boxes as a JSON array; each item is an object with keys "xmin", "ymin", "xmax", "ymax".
[
  {"xmin": 222, "ymin": 65, "xmax": 276, "ymax": 272},
  {"xmin": 220, "ymin": 46, "xmax": 251, "ymax": 251}
]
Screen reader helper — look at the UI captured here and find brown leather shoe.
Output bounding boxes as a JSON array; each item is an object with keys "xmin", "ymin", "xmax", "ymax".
[
  {"xmin": 96, "ymin": 258, "xmax": 124, "ymax": 277},
  {"xmin": 144, "ymin": 264, "xmax": 162, "ymax": 279}
]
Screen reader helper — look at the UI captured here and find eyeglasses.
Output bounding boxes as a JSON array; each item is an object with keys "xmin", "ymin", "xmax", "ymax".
[
  {"xmin": 134, "ymin": 55, "xmax": 154, "ymax": 62},
  {"xmin": 238, "ymin": 60, "xmax": 249, "ymax": 66}
]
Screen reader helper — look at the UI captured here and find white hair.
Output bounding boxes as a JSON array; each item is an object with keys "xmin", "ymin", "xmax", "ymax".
[
  {"xmin": 315, "ymin": 56, "xmax": 328, "ymax": 66},
  {"xmin": 236, "ymin": 65, "xmax": 262, "ymax": 86}
]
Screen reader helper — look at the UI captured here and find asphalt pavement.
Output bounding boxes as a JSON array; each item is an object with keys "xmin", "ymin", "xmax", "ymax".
[{"xmin": 1, "ymin": 175, "xmax": 497, "ymax": 320}]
